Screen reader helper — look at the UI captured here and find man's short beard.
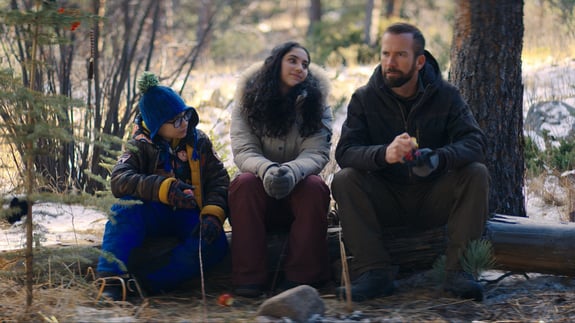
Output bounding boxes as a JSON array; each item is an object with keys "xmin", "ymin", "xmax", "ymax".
[
  {"xmin": 384, "ymin": 74, "xmax": 411, "ymax": 88},
  {"xmin": 383, "ymin": 61, "xmax": 417, "ymax": 88}
]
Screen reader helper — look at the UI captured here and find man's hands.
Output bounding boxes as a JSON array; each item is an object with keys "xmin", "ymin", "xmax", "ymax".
[
  {"xmin": 386, "ymin": 133, "xmax": 439, "ymax": 177},
  {"xmin": 167, "ymin": 180, "xmax": 198, "ymax": 209},
  {"xmin": 386, "ymin": 133, "xmax": 418, "ymax": 164},
  {"xmin": 262, "ymin": 165, "xmax": 296, "ymax": 199}
]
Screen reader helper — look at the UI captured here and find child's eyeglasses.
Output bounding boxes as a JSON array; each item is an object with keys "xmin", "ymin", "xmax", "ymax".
[{"xmin": 166, "ymin": 109, "xmax": 193, "ymax": 128}]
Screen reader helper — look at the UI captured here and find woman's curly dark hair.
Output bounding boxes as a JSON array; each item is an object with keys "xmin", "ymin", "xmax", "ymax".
[{"xmin": 241, "ymin": 41, "xmax": 324, "ymax": 138}]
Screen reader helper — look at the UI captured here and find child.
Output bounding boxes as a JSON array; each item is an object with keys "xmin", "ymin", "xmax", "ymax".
[{"xmin": 96, "ymin": 72, "xmax": 230, "ymax": 301}]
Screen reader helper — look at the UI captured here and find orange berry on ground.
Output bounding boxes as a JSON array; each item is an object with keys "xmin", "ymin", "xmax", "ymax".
[{"xmin": 217, "ymin": 293, "xmax": 234, "ymax": 306}]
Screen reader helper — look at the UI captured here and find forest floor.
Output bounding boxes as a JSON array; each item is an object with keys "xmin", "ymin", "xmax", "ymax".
[
  {"xmin": 1, "ymin": 213, "xmax": 575, "ymax": 322},
  {"xmin": 1, "ymin": 263, "xmax": 574, "ymax": 322}
]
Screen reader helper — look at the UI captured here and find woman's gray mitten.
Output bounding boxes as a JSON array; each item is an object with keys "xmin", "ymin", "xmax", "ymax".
[
  {"xmin": 270, "ymin": 165, "xmax": 296, "ymax": 199},
  {"xmin": 262, "ymin": 165, "xmax": 279, "ymax": 197}
]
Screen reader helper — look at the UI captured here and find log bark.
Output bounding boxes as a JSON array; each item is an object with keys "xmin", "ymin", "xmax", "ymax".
[
  {"xmin": 339, "ymin": 214, "xmax": 575, "ymax": 277},
  {"xmin": 486, "ymin": 214, "xmax": 575, "ymax": 275}
]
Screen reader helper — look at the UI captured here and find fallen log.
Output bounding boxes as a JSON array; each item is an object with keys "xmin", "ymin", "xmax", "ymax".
[
  {"xmin": 351, "ymin": 213, "xmax": 575, "ymax": 276},
  {"xmin": 333, "ymin": 214, "xmax": 575, "ymax": 277},
  {"xmin": 2, "ymin": 214, "xmax": 575, "ymax": 283},
  {"xmin": 486, "ymin": 214, "xmax": 575, "ymax": 275}
]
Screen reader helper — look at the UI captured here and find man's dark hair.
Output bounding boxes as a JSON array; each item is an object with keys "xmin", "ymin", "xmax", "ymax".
[{"xmin": 384, "ymin": 22, "xmax": 426, "ymax": 56}]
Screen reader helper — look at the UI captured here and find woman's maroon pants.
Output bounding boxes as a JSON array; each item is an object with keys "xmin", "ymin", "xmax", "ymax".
[{"xmin": 228, "ymin": 172, "xmax": 331, "ymax": 287}]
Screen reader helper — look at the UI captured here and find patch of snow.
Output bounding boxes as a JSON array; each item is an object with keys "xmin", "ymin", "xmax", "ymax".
[
  {"xmin": 1, "ymin": 202, "xmax": 107, "ymax": 251},
  {"xmin": 525, "ymin": 192, "xmax": 564, "ymax": 223}
]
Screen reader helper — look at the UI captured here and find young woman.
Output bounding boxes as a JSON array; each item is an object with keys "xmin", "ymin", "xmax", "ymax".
[
  {"xmin": 229, "ymin": 41, "xmax": 333, "ymax": 297},
  {"xmin": 96, "ymin": 72, "xmax": 229, "ymax": 301}
]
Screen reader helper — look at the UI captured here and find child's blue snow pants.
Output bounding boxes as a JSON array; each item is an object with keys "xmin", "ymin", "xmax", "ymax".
[{"xmin": 96, "ymin": 199, "xmax": 228, "ymax": 294}]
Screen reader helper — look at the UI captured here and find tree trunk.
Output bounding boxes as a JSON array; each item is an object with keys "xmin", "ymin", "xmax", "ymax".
[
  {"xmin": 450, "ymin": 0, "xmax": 526, "ymax": 216},
  {"xmin": 384, "ymin": 0, "xmax": 403, "ymax": 19},
  {"xmin": 307, "ymin": 0, "xmax": 321, "ymax": 36},
  {"xmin": 364, "ymin": 0, "xmax": 382, "ymax": 46},
  {"xmin": 197, "ymin": 0, "xmax": 214, "ymax": 59}
]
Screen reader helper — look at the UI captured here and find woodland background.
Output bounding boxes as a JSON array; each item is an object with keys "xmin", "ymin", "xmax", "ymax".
[
  {"xmin": 1, "ymin": 0, "xmax": 575, "ymax": 321},
  {"xmin": 3, "ymin": 0, "xmax": 571, "ymax": 213}
]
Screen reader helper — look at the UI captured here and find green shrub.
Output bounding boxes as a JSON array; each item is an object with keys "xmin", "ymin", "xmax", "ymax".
[
  {"xmin": 551, "ymin": 139, "xmax": 575, "ymax": 171},
  {"xmin": 524, "ymin": 135, "xmax": 546, "ymax": 176},
  {"xmin": 432, "ymin": 239, "xmax": 495, "ymax": 282},
  {"xmin": 524, "ymin": 134, "xmax": 575, "ymax": 177},
  {"xmin": 460, "ymin": 240, "xmax": 496, "ymax": 280}
]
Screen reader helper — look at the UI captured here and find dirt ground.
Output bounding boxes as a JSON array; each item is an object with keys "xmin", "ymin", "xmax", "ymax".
[
  {"xmin": 1, "ymin": 266, "xmax": 574, "ymax": 322},
  {"xmin": 1, "ymin": 211, "xmax": 573, "ymax": 322}
]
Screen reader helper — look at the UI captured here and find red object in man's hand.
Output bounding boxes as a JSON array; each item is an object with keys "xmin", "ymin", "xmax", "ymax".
[
  {"xmin": 403, "ymin": 150, "xmax": 415, "ymax": 162},
  {"xmin": 401, "ymin": 137, "xmax": 419, "ymax": 163}
]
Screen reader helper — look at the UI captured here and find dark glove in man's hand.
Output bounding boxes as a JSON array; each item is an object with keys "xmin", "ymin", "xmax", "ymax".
[
  {"xmin": 411, "ymin": 148, "xmax": 439, "ymax": 177},
  {"xmin": 193, "ymin": 215, "xmax": 222, "ymax": 244},
  {"xmin": 168, "ymin": 180, "xmax": 197, "ymax": 209}
]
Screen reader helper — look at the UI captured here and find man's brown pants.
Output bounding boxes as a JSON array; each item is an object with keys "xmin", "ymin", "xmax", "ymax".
[{"xmin": 331, "ymin": 162, "xmax": 490, "ymax": 274}]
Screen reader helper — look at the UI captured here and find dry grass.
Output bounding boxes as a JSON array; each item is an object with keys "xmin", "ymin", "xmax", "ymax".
[
  {"xmin": 526, "ymin": 173, "xmax": 573, "ymax": 222},
  {"xmin": 1, "ymin": 265, "xmax": 575, "ymax": 322}
]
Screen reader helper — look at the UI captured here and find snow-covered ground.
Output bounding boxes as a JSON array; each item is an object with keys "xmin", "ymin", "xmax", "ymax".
[{"xmin": 1, "ymin": 202, "xmax": 107, "ymax": 251}]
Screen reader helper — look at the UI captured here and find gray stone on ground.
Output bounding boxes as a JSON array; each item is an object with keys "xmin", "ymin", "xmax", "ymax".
[
  {"xmin": 525, "ymin": 100, "xmax": 575, "ymax": 144},
  {"xmin": 256, "ymin": 285, "xmax": 325, "ymax": 323}
]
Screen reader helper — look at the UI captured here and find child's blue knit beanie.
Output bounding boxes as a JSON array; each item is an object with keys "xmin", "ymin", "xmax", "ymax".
[{"xmin": 138, "ymin": 71, "xmax": 187, "ymax": 139}]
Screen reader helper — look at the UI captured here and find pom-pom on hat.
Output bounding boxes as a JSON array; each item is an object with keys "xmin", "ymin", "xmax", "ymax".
[{"xmin": 138, "ymin": 71, "xmax": 188, "ymax": 139}]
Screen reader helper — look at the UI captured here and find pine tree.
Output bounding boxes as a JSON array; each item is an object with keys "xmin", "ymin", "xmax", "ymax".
[{"xmin": 0, "ymin": 0, "xmax": 100, "ymax": 307}]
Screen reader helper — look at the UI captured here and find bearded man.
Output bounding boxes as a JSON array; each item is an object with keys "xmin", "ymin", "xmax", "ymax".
[{"xmin": 331, "ymin": 22, "xmax": 490, "ymax": 302}]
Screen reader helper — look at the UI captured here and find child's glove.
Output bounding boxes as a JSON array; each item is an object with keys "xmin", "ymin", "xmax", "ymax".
[
  {"xmin": 167, "ymin": 180, "xmax": 197, "ymax": 209},
  {"xmin": 410, "ymin": 148, "xmax": 439, "ymax": 177},
  {"xmin": 270, "ymin": 165, "xmax": 296, "ymax": 199},
  {"xmin": 193, "ymin": 215, "xmax": 222, "ymax": 244}
]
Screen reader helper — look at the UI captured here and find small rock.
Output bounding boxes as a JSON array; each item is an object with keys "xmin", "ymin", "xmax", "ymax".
[{"xmin": 256, "ymin": 285, "xmax": 325, "ymax": 323}]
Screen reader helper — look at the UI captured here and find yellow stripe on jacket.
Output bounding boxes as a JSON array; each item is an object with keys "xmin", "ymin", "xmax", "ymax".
[
  {"xmin": 187, "ymin": 145, "xmax": 226, "ymax": 224},
  {"xmin": 187, "ymin": 145, "xmax": 203, "ymax": 209}
]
